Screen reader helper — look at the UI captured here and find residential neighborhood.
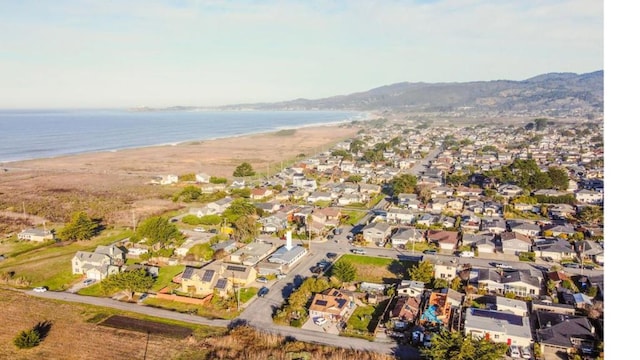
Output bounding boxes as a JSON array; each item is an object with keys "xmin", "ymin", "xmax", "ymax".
[{"xmin": 4, "ymin": 118, "xmax": 604, "ymax": 360}]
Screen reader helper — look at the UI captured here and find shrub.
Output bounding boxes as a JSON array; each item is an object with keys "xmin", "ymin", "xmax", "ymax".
[{"xmin": 14, "ymin": 329, "xmax": 41, "ymax": 349}]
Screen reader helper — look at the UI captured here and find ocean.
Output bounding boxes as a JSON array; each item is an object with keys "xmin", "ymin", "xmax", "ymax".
[{"xmin": 0, "ymin": 109, "xmax": 365, "ymax": 163}]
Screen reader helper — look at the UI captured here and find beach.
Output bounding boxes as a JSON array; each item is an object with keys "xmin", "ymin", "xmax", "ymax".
[{"xmin": 0, "ymin": 124, "xmax": 361, "ymax": 229}]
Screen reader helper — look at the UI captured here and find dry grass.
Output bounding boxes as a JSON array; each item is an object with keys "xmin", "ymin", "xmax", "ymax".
[
  {"xmin": 0, "ymin": 289, "xmax": 194, "ymax": 360},
  {"xmin": 0, "ymin": 289, "xmax": 395, "ymax": 360},
  {"xmin": 0, "ymin": 124, "xmax": 359, "ymax": 229}
]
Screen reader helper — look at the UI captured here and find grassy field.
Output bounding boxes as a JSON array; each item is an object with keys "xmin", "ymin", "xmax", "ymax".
[
  {"xmin": 0, "ymin": 229, "xmax": 133, "ymax": 290},
  {"xmin": 336, "ymin": 255, "xmax": 411, "ymax": 284}
]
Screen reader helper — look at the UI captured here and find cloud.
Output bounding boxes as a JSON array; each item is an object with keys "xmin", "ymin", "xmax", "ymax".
[{"xmin": 0, "ymin": 0, "xmax": 603, "ymax": 107}]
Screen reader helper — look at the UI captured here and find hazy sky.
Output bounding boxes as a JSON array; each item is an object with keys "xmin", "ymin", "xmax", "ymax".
[{"xmin": 0, "ymin": 0, "xmax": 603, "ymax": 109}]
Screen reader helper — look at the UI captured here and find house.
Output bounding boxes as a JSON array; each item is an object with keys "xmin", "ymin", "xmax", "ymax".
[
  {"xmin": 206, "ymin": 197, "xmax": 233, "ymax": 214},
  {"xmin": 250, "ymin": 187, "xmax": 273, "ymax": 200},
  {"xmin": 530, "ymin": 300, "xmax": 575, "ymax": 315},
  {"xmin": 498, "ymin": 184, "xmax": 524, "ymax": 198},
  {"xmin": 389, "ymin": 295, "xmax": 421, "ymax": 323},
  {"xmin": 533, "ymin": 312, "xmax": 598, "ymax": 356},
  {"xmin": 397, "ymin": 280, "xmax": 426, "ymax": 298},
  {"xmin": 445, "ymin": 197, "xmax": 464, "ymax": 211},
  {"xmin": 460, "ymin": 214, "xmax": 481, "ymax": 233},
  {"xmin": 426, "ymin": 230, "xmax": 459, "ymax": 251},
  {"xmin": 259, "ymin": 214, "xmax": 288, "ymax": 234},
  {"xmin": 180, "ymin": 266, "xmax": 222, "ymax": 297},
  {"xmin": 308, "ymin": 288, "xmax": 353, "ymax": 323},
  {"xmin": 532, "ymin": 238, "xmax": 575, "ymax": 261},
  {"xmin": 71, "ymin": 245, "xmax": 126, "ymax": 280},
  {"xmin": 267, "ymin": 232, "xmax": 308, "ymax": 268},
  {"xmin": 455, "ymin": 186, "xmax": 483, "ymax": 198},
  {"xmin": 574, "ymin": 189, "xmax": 604, "ymax": 204},
  {"xmin": 576, "ymin": 240, "xmax": 604, "ymax": 265},
  {"xmin": 195, "ymin": 173, "xmax": 211, "ymax": 183},
  {"xmin": 228, "ymin": 240, "xmax": 275, "ymax": 266},
  {"xmin": 542, "ymin": 223, "xmax": 576, "ymax": 237},
  {"xmin": 482, "ymin": 201, "xmax": 502, "ymax": 217},
  {"xmin": 211, "ymin": 239, "xmax": 239, "ymax": 254},
  {"xmin": 500, "ymin": 232, "xmax": 532, "ymax": 255},
  {"xmin": 475, "ymin": 269, "xmax": 542, "ymax": 297},
  {"xmin": 17, "ymin": 228, "xmax": 54, "ymax": 242},
  {"xmin": 397, "ymin": 193, "xmax": 418, "ymax": 206},
  {"xmin": 416, "ymin": 213, "xmax": 438, "ymax": 227},
  {"xmin": 385, "ymin": 207, "xmax": 415, "ymax": 225},
  {"xmin": 151, "ymin": 174, "xmax": 178, "ymax": 185},
  {"xmin": 361, "ymin": 222, "xmax": 393, "ymax": 244},
  {"xmin": 464, "ymin": 308, "xmax": 533, "ymax": 347},
  {"xmin": 390, "ymin": 227, "xmax": 423, "ymax": 248},
  {"xmin": 495, "ymin": 296, "xmax": 529, "ymax": 317},
  {"xmin": 434, "ymin": 261, "xmax": 457, "ymax": 282},
  {"xmin": 431, "ymin": 186, "xmax": 454, "ymax": 197},
  {"xmin": 338, "ymin": 193, "xmax": 366, "ymax": 206},
  {"xmin": 482, "ymin": 218, "xmax": 507, "ymax": 234},
  {"xmin": 509, "ymin": 221, "xmax": 541, "ymax": 237},
  {"xmin": 307, "ymin": 191, "xmax": 333, "ymax": 204},
  {"xmin": 547, "ymin": 204, "xmax": 576, "ymax": 219},
  {"xmin": 461, "ymin": 232, "xmax": 496, "ymax": 254}
]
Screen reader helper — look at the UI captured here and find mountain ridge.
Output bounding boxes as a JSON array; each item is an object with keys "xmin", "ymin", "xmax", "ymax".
[{"xmin": 215, "ymin": 70, "xmax": 603, "ymax": 118}]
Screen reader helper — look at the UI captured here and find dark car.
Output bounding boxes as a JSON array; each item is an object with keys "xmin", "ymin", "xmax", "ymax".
[
  {"xmin": 423, "ymin": 249, "xmax": 437, "ymax": 255},
  {"xmin": 258, "ymin": 286, "xmax": 269, "ymax": 297},
  {"xmin": 310, "ymin": 266, "xmax": 323, "ymax": 274},
  {"xmin": 563, "ymin": 262, "xmax": 580, "ymax": 269},
  {"xmin": 326, "ymin": 252, "xmax": 338, "ymax": 259}
]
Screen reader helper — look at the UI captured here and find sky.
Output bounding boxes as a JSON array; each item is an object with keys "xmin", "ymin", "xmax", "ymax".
[{"xmin": 0, "ymin": 0, "xmax": 604, "ymax": 109}]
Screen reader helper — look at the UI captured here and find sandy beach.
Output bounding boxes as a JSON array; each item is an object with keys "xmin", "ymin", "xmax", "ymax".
[{"xmin": 0, "ymin": 124, "xmax": 360, "ymax": 229}]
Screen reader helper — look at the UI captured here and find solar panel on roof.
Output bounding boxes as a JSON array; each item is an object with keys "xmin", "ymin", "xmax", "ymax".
[
  {"xmin": 315, "ymin": 300, "xmax": 328, "ymax": 306},
  {"xmin": 202, "ymin": 270, "xmax": 215, "ymax": 282},
  {"xmin": 470, "ymin": 308, "xmax": 523, "ymax": 326},
  {"xmin": 182, "ymin": 267, "xmax": 195, "ymax": 279},
  {"xmin": 226, "ymin": 265, "xmax": 246, "ymax": 272}
]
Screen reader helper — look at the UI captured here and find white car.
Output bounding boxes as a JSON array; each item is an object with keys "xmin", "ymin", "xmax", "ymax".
[
  {"xmin": 314, "ymin": 317, "xmax": 328, "ymax": 326},
  {"xmin": 194, "ymin": 227, "xmax": 206, "ymax": 232},
  {"xmin": 33, "ymin": 287, "xmax": 48, "ymax": 293},
  {"xmin": 508, "ymin": 345, "xmax": 521, "ymax": 358},
  {"xmin": 520, "ymin": 346, "xmax": 531, "ymax": 359}
]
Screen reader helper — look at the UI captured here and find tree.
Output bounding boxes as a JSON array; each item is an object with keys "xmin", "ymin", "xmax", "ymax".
[
  {"xmin": 233, "ymin": 215, "xmax": 259, "ymax": 243},
  {"xmin": 58, "ymin": 211, "xmax": 100, "ymax": 241},
  {"xmin": 408, "ymin": 260, "xmax": 434, "ymax": 283},
  {"xmin": 233, "ymin": 162, "xmax": 255, "ymax": 177},
  {"xmin": 534, "ymin": 118, "xmax": 549, "ymax": 131},
  {"xmin": 423, "ymin": 328, "xmax": 508, "ymax": 360},
  {"xmin": 135, "ymin": 216, "xmax": 183, "ymax": 246},
  {"xmin": 331, "ymin": 260, "xmax": 356, "ymax": 282},
  {"xmin": 577, "ymin": 206, "xmax": 603, "ymax": 224},
  {"xmin": 547, "ymin": 167, "xmax": 569, "ymax": 190},
  {"xmin": 390, "ymin": 173, "xmax": 417, "ymax": 197},
  {"xmin": 222, "ymin": 198, "xmax": 256, "ymax": 223},
  {"xmin": 100, "ymin": 269, "xmax": 155, "ymax": 300},
  {"xmin": 174, "ymin": 185, "xmax": 202, "ymax": 202},
  {"xmin": 349, "ymin": 139, "xmax": 365, "ymax": 153}
]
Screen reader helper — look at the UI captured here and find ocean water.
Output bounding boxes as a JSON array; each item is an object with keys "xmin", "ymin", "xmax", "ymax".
[{"xmin": 0, "ymin": 109, "xmax": 364, "ymax": 163}]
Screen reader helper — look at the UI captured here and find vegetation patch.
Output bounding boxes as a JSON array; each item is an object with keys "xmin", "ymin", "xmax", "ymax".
[
  {"xmin": 99, "ymin": 315, "xmax": 193, "ymax": 339},
  {"xmin": 273, "ymin": 129, "xmax": 297, "ymax": 136}
]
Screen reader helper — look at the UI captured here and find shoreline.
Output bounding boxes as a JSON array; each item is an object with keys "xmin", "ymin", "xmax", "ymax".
[{"xmin": 0, "ymin": 111, "xmax": 374, "ymax": 166}]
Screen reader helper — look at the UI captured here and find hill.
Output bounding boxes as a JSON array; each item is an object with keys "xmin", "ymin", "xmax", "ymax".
[{"xmin": 218, "ymin": 70, "xmax": 603, "ymax": 118}]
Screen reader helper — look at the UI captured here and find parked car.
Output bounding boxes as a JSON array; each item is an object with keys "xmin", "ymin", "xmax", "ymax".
[
  {"xmin": 492, "ymin": 262, "xmax": 513, "ymax": 270},
  {"xmin": 194, "ymin": 227, "xmax": 206, "ymax": 232},
  {"xmin": 326, "ymin": 252, "xmax": 338, "ymax": 259},
  {"xmin": 351, "ymin": 248, "xmax": 366, "ymax": 255},
  {"xmin": 508, "ymin": 345, "xmax": 521, "ymax": 358},
  {"xmin": 563, "ymin": 262, "xmax": 580, "ymax": 269},
  {"xmin": 314, "ymin": 317, "xmax": 328, "ymax": 326},
  {"xmin": 310, "ymin": 266, "xmax": 323, "ymax": 274},
  {"xmin": 258, "ymin": 286, "xmax": 269, "ymax": 297},
  {"xmin": 458, "ymin": 251, "xmax": 475, "ymax": 258},
  {"xmin": 82, "ymin": 278, "xmax": 96, "ymax": 286},
  {"xmin": 256, "ymin": 276, "xmax": 268, "ymax": 283},
  {"xmin": 276, "ymin": 273, "xmax": 286, "ymax": 279},
  {"xmin": 423, "ymin": 249, "xmax": 437, "ymax": 255},
  {"xmin": 520, "ymin": 345, "xmax": 532, "ymax": 359},
  {"xmin": 33, "ymin": 286, "xmax": 48, "ymax": 293},
  {"xmin": 138, "ymin": 293, "xmax": 149, "ymax": 302}
]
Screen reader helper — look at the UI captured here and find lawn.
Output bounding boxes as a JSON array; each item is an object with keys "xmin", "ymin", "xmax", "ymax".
[
  {"xmin": 347, "ymin": 305, "xmax": 376, "ymax": 332},
  {"xmin": 152, "ymin": 265, "xmax": 186, "ymax": 291},
  {"xmin": 0, "ymin": 229, "xmax": 133, "ymax": 290}
]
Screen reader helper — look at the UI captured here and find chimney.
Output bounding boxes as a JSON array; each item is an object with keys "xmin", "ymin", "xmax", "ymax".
[{"xmin": 285, "ymin": 230, "xmax": 293, "ymax": 251}]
